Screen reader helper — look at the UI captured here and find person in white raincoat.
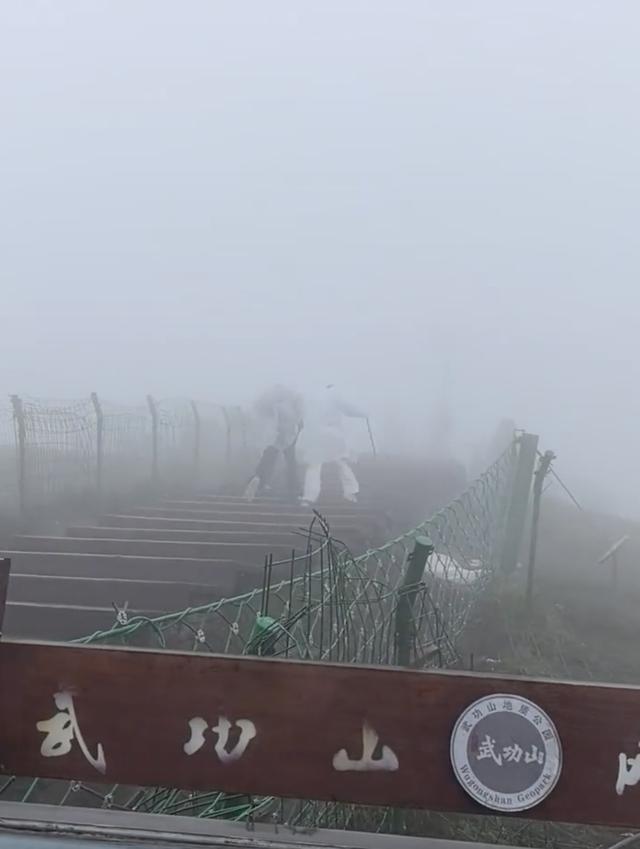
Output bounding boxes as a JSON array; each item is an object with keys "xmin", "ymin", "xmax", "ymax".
[{"xmin": 299, "ymin": 385, "xmax": 368, "ymax": 505}]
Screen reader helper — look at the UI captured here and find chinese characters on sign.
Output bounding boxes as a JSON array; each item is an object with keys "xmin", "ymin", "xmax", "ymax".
[
  {"xmin": 450, "ymin": 694, "xmax": 562, "ymax": 813},
  {"xmin": 476, "ymin": 735, "xmax": 545, "ymax": 767},
  {"xmin": 20, "ymin": 644, "xmax": 640, "ymax": 830},
  {"xmin": 616, "ymin": 743, "xmax": 640, "ymax": 795},
  {"xmin": 333, "ymin": 723, "xmax": 399, "ymax": 772},
  {"xmin": 37, "ymin": 691, "xmax": 106, "ymax": 774},
  {"xmin": 33, "ymin": 691, "xmax": 399, "ymax": 779},
  {"xmin": 30, "ymin": 686, "xmax": 574, "ymax": 815},
  {"xmin": 184, "ymin": 716, "xmax": 257, "ymax": 764}
]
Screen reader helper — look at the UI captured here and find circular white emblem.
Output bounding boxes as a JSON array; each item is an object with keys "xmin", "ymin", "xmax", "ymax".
[{"xmin": 450, "ymin": 693, "xmax": 562, "ymax": 812}]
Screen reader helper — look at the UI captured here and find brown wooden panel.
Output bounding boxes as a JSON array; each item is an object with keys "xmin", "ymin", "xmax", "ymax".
[
  {"xmin": 4, "ymin": 552, "xmax": 239, "ymax": 583},
  {"xmin": 130, "ymin": 506, "xmax": 380, "ymax": 524},
  {"xmin": 12, "ymin": 535, "xmax": 291, "ymax": 562},
  {"xmin": 4, "ymin": 602, "xmax": 139, "ymax": 642},
  {"xmin": 160, "ymin": 499, "xmax": 373, "ymax": 516},
  {"xmin": 6, "ymin": 573, "xmax": 231, "ymax": 610},
  {"xmin": 66, "ymin": 526, "xmax": 304, "ymax": 546},
  {"xmin": 99, "ymin": 514, "xmax": 365, "ymax": 536},
  {"xmin": 0, "ymin": 641, "xmax": 639, "ymax": 828}
]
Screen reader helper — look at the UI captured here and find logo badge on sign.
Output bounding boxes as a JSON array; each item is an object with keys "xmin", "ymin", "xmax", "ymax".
[{"xmin": 450, "ymin": 694, "xmax": 562, "ymax": 812}]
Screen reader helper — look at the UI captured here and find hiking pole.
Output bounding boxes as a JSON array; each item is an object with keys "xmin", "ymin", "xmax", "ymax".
[{"xmin": 366, "ymin": 417, "xmax": 377, "ymax": 459}]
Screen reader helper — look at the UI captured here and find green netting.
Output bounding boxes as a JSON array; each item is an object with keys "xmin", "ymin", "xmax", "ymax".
[{"xmin": 0, "ymin": 441, "xmax": 520, "ymax": 830}]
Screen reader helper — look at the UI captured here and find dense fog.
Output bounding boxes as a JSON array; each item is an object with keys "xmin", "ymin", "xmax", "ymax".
[{"xmin": 2, "ymin": 1, "xmax": 639, "ymax": 515}]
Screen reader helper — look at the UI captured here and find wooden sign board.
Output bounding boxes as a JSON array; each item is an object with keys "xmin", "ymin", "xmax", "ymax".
[{"xmin": 0, "ymin": 640, "xmax": 639, "ymax": 828}]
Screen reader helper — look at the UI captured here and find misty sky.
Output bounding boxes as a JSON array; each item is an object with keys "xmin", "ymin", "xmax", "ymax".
[{"xmin": 1, "ymin": 1, "xmax": 639, "ymax": 514}]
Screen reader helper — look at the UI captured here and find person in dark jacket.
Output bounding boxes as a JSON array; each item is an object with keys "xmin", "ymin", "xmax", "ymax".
[{"xmin": 244, "ymin": 385, "xmax": 304, "ymax": 503}]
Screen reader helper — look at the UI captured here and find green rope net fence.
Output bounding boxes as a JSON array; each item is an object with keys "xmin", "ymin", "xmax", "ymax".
[{"xmin": 0, "ymin": 441, "xmax": 520, "ymax": 833}]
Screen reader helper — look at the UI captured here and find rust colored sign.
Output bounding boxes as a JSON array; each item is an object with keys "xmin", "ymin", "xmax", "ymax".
[{"xmin": 0, "ymin": 640, "xmax": 638, "ymax": 828}]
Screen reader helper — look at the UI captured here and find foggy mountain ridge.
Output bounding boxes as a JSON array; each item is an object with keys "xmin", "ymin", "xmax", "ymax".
[{"xmin": 1, "ymin": 1, "xmax": 638, "ymax": 516}]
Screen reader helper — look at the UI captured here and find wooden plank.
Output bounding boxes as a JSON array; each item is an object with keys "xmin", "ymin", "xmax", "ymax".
[
  {"xmin": 130, "ymin": 507, "xmax": 380, "ymax": 524},
  {"xmin": 3, "ymin": 605, "xmax": 124, "ymax": 642},
  {"xmin": 1, "ymin": 642, "xmax": 640, "ymax": 828},
  {"xmin": 196, "ymin": 494, "xmax": 374, "ymax": 509},
  {"xmin": 100, "ymin": 515, "xmax": 366, "ymax": 535},
  {"xmin": 66, "ymin": 526, "xmax": 304, "ymax": 546},
  {"xmin": 193, "ymin": 494, "xmax": 377, "ymax": 507},
  {"xmin": 196, "ymin": 494, "xmax": 284, "ymax": 501},
  {"xmin": 4, "ymin": 552, "xmax": 241, "ymax": 583},
  {"xmin": 13, "ymin": 536, "xmax": 291, "ymax": 563},
  {"xmin": 6, "ymin": 573, "xmax": 230, "ymax": 611},
  {"xmin": 161, "ymin": 500, "xmax": 373, "ymax": 516}
]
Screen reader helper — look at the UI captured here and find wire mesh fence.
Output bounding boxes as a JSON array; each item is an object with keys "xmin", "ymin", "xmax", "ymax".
[
  {"xmin": 0, "ymin": 441, "xmax": 523, "ymax": 833},
  {"xmin": 99, "ymin": 398, "xmax": 152, "ymax": 495},
  {"xmin": 3, "ymin": 394, "xmax": 254, "ymax": 517},
  {"xmin": 0, "ymin": 404, "xmax": 18, "ymax": 515},
  {"xmin": 19, "ymin": 396, "xmax": 97, "ymax": 502}
]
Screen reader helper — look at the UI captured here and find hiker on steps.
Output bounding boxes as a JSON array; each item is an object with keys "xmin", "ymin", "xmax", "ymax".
[
  {"xmin": 299, "ymin": 384, "xmax": 368, "ymax": 506},
  {"xmin": 243, "ymin": 385, "xmax": 304, "ymax": 503}
]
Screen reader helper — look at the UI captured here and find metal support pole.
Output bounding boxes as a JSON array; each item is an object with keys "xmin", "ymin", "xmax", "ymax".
[
  {"xmin": 394, "ymin": 536, "xmax": 434, "ymax": 667},
  {"xmin": 597, "ymin": 536, "xmax": 629, "ymax": 591},
  {"xmin": 500, "ymin": 432, "xmax": 539, "ymax": 574},
  {"xmin": 526, "ymin": 450, "xmax": 555, "ymax": 612},
  {"xmin": 366, "ymin": 417, "xmax": 377, "ymax": 459},
  {"xmin": 221, "ymin": 406, "xmax": 231, "ymax": 464},
  {"xmin": 239, "ymin": 407, "xmax": 248, "ymax": 452},
  {"xmin": 191, "ymin": 399, "xmax": 201, "ymax": 481},
  {"xmin": 147, "ymin": 395, "xmax": 159, "ymax": 486},
  {"xmin": 90, "ymin": 392, "xmax": 104, "ymax": 498},
  {"xmin": 10, "ymin": 395, "xmax": 26, "ymax": 523}
]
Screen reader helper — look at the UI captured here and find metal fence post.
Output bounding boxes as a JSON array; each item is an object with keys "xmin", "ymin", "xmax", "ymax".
[
  {"xmin": 597, "ymin": 536, "xmax": 629, "ymax": 591},
  {"xmin": 239, "ymin": 407, "xmax": 248, "ymax": 452},
  {"xmin": 394, "ymin": 535, "xmax": 434, "ymax": 667},
  {"xmin": 499, "ymin": 432, "xmax": 539, "ymax": 574},
  {"xmin": 147, "ymin": 395, "xmax": 159, "ymax": 485},
  {"xmin": 10, "ymin": 395, "xmax": 26, "ymax": 522},
  {"xmin": 525, "ymin": 450, "xmax": 555, "ymax": 612},
  {"xmin": 221, "ymin": 406, "xmax": 231, "ymax": 463},
  {"xmin": 90, "ymin": 392, "xmax": 104, "ymax": 497},
  {"xmin": 190, "ymin": 400, "xmax": 201, "ymax": 481}
]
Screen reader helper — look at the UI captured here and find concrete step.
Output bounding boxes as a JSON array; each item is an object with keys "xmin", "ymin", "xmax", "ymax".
[
  {"xmin": 66, "ymin": 525, "xmax": 304, "ymax": 547},
  {"xmin": 1, "ymin": 551, "xmax": 243, "ymax": 585},
  {"xmin": 7, "ymin": 572, "xmax": 226, "ymax": 611},
  {"xmin": 13, "ymin": 535, "xmax": 291, "ymax": 563}
]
